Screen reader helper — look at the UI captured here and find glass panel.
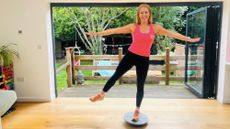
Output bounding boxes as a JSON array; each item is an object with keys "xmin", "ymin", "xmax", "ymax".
[
  {"xmin": 186, "ymin": 8, "xmax": 207, "ymax": 94},
  {"xmin": 187, "ymin": 44, "xmax": 204, "ymax": 94}
]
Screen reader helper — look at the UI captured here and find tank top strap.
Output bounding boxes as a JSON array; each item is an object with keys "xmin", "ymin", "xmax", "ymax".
[
  {"xmin": 136, "ymin": 24, "xmax": 140, "ymax": 32},
  {"xmin": 149, "ymin": 24, "xmax": 155, "ymax": 34}
]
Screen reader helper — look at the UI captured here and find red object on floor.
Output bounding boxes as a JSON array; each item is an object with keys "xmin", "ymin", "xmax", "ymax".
[{"xmin": 0, "ymin": 85, "xmax": 9, "ymax": 90}]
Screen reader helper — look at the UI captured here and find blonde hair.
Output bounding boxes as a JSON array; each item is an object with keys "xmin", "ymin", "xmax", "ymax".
[{"xmin": 136, "ymin": 4, "xmax": 152, "ymax": 25}]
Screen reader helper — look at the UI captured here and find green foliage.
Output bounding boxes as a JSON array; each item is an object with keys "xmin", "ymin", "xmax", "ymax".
[
  {"xmin": 0, "ymin": 43, "xmax": 19, "ymax": 66},
  {"xmin": 53, "ymin": 6, "xmax": 188, "ymax": 55},
  {"xmin": 71, "ymin": 7, "xmax": 129, "ymax": 55},
  {"xmin": 55, "ymin": 59, "xmax": 67, "ymax": 92},
  {"xmin": 152, "ymin": 6, "xmax": 188, "ymax": 54},
  {"xmin": 80, "ymin": 60, "xmax": 92, "ymax": 76},
  {"xmin": 56, "ymin": 69, "xmax": 67, "ymax": 92},
  {"xmin": 151, "ymin": 43, "xmax": 158, "ymax": 55},
  {"xmin": 53, "ymin": 7, "xmax": 75, "ymax": 41},
  {"xmin": 187, "ymin": 6, "xmax": 202, "ymax": 13},
  {"xmin": 110, "ymin": 8, "xmax": 136, "ymax": 28}
]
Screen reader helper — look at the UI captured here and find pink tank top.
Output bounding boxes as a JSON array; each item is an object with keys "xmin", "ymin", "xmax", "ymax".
[{"xmin": 128, "ymin": 24, "xmax": 155, "ymax": 57}]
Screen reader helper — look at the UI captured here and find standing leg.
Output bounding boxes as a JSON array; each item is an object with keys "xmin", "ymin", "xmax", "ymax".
[
  {"xmin": 132, "ymin": 57, "xmax": 149, "ymax": 121},
  {"xmin": 135, "ymin": 59, "xmax": 149, "ymax": 107}
]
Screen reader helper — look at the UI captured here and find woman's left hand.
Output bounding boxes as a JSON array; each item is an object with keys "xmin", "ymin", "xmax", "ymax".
[
  {"xmin": 189, "ymin": 37, "xmax": 200, "ymax": 43},
  {"xmin": 85, "ymin": 32, "xmax": 97, "ymax": 36}
]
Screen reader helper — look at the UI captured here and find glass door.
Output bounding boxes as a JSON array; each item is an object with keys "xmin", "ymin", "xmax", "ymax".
[{"xmin": 185, "ymin": 6, "xmax": 221, "ymax": 98}]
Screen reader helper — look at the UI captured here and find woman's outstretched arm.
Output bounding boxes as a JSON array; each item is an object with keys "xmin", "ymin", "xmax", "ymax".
[
  {"xmin": 86, "ymin": 24, "xmax": 135, "ymax": 36},
  {"xmin": 153, "ymin": 24, "xmax": 200, "ymax": 42}
]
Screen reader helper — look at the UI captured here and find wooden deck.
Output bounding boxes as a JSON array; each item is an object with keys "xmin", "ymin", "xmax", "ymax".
[
  {"xmin": 58, "ymin": 84, "xmax": 198, "ymax": 99},
  {"xmin": 2, "ymin": 98, "xmax": 230, "ymax": 129}
]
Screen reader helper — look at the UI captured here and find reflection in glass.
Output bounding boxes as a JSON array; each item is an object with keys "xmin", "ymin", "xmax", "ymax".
[{"xmin": 186, "ymin": 9, "xmax": 206, "ymax": 94}]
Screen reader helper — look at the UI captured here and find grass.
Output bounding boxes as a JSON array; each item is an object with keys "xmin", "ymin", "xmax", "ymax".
[
  {"xmin": 80, "ymin": 60, "xmax": 92, "ymax": 77},
  {"xmin": 55, "ymin": 59, "xmax": 184, "ymax": 93},
  {"xmin": 56, "ymin": 59, "xmax": 66, "ymax": 68},
  {"xmin": 55, "ymin": 59, "xmax": 109, "ymax": 92},
  {"xmin": 55, "ymin": 59, "xmax": 67, "ymax": 92},
  {"xmin": 56, "ymin": 69, "xmax": 67, "ymax": 92}
]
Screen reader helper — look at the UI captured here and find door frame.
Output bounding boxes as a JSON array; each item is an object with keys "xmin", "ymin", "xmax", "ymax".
[{"xmin": 185, "ymin": 5, "xmax": 222, "ymax": 98}]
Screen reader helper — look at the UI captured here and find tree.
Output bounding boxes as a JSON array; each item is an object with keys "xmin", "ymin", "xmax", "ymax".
[
  {"xmin": 53, "ymin": 7, "xmax": 75, "ymax": 41},
  {"xmin": 53, "ymin": 6, "xmax": 188, "ymax": 55},
  {"xmin": 152, "ymin": 6, "xmax": 188, "ymax": 54},
  {"xmin": 66, "ymin": 7, "xmax": 128, "ymax": 55}
]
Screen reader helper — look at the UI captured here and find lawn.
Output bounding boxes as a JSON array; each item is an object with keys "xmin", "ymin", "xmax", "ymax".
[
  {"xmin": 55, "ymin": 59, "xmax": 184, "ymax": 93},
  {"xmin": 55, "ymin": 59, "xmax": 107, "ymax": 92}
]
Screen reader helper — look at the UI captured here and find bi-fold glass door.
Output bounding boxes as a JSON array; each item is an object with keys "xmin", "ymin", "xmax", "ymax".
[{"xmin": 185, "ymin": 6, "xmax": 221, "ymax": 98}]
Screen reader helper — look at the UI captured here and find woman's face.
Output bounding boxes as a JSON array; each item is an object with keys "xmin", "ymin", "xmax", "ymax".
[{"xmin": 139, "ymin": 7, "xmax": 150, "ymax": 23}]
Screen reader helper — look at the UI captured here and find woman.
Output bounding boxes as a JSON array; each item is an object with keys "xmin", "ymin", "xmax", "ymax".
[{"xmin": 86, "ymin": 4, "xmax": 200, "ymax": 122}]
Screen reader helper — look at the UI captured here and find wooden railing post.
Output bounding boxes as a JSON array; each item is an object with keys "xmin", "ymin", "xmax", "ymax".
[
  {"xmin": 118, "ymin": 47, "xmax": 123, "ymax": 85},
  {"xmin": 71, "ymin": 48, "xmax": 75, "ymax": 85},
  {"xmin": 165, "ymin": 48, "xmax": 170, "ymax": 85},
  {"xmin": 65, "ymin": 47, "xmax": 75, "ymax": 87}
]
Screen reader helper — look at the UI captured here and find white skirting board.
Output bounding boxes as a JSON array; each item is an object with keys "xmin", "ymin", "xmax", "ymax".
[
  {"xmin": 223, "ymin": 99, "xmax": 230, "ymax": 103},
  {"xmin": 17, "ymin": 97, "xmax": 51, "ymax": 102}
]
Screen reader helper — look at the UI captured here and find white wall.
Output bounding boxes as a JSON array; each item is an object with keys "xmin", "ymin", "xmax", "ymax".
[
  {"xmin": 0, "ymin": 0, "xmax": 55, "ymax": 101},
  {"xmin": 226, "ymin": 1, "xmax": 230, "ymax": 63},
  {"xmin": 217, "ymin": 0, "xmax": 230, "ymax": 103},
  {"xmin": 0, "ymin": 0, "xmax": 229, "ymax": 103}
]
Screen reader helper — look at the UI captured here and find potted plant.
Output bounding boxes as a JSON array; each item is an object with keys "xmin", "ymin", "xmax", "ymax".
[{"xmin": 0, "ymin": 43, "xmax": 19, "ymax": 90}]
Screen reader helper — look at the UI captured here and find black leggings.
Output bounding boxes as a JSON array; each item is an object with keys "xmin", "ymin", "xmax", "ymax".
[{"xmin": 103, "ymin": 51, "xmax": 149, "ymax": 108}]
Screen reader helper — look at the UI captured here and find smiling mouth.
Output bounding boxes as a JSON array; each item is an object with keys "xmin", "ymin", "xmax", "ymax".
[{"xmin": 141, "ymin": 17, "xmax": 148, "ymax": 20}]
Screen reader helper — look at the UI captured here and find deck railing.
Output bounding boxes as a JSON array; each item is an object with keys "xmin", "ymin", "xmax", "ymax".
[{"xmin": 60, "ymin": 47, "xmax": 202, "ymax": 87}]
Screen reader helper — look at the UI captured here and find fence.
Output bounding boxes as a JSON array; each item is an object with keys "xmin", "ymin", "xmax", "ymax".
[{"xmin": 56, "ymin": 47, "xmax": 202, "ymax": 87}]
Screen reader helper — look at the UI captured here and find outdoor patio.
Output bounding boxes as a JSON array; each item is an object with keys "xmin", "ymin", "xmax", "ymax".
[{"xmin": 58, "ymin": 84, "xmax": 198, "ymax": 99}]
